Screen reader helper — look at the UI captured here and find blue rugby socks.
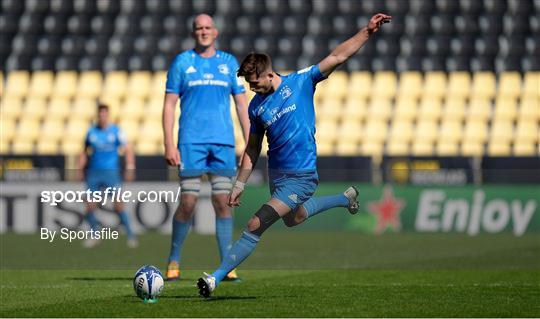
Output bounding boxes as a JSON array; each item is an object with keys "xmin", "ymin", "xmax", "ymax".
[
  {"xmin": 212, "ymin": 230, "xmax": 260, "ymax": 285},
  {"xmin": 118, "ymin": 211, "xmax": 135, "ymax": 239},
  {"xmin": 86, "ymin": 211, "xmax": 99, "ymax": 231},
  {"xmin": 168, "ymin": 218, "xmax": 191, "ymax": 263},
  {"xmin": 215, "ymin": 217, "xmax": 233, "ymax": 262},
  {"xmin": 303, "ymin": 194, "xmax": 349, "ymax": 218}
]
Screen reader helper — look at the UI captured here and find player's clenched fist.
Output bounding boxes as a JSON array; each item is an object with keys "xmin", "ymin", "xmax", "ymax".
[
  {"xmin": 164, "ymin": 146, "xmax": 180, "ymax": 166},
  {"xmin": 367, "ymin": 13, "xmax": 392, "ymax": 34}
]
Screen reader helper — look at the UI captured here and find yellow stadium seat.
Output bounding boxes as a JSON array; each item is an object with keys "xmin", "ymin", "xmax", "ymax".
[
  {"xmin": 127, "ymin": 71, "xmax": 152, "ymax": 98},
  {"xmin": 151, "ymin": 72, "xmax": 167, "ymax": 97},
  {"xmin": 418, "ymin": 97, "xmax": 443, "ymax": 121},
  {"xmin": 423, "ymin": 72, "xmax": 447, "ymax": 99},
  {"xmin": 367, "ymin": 98, "xmax": 392, "ymax": 121},
  {"xmin": 139, "ymin": 120, "xmax": 162, "ymax": 143},
  {"xmin": 468, "ymin": 98, "xmax": 492, "ymax": 121},
  {"xmin": 360, "ymin": 140, "xmax": 384, "ymax": 157},
  {"xmin": 411, "ymin": 141, "xmax": 434, "ymax": 155},
  {"xmin": 318, "ymin": 98, "xmax": 343, "ymax": 121},
  {"xmin": 414, "ymin": 120, "xmax": 438, "ymax": 143},
  {"xmin": 386, "ymin": 140, "xmax": 409, "ymax": 155},
  {"xmin": 1, "ymin": 117, "xmax": 16, "ymax": 144},
  {"xmin": 47, "ymin": 97, "xmax": 71, "ymax": 121},
  {"xmin": 490, "ymin": 120, "xmax": 514, "ymax": 143},
  {"xmin": 52, "ymin": 71, "xmax": 78, "ymax": 99},
  {"xmin": 519, "ymin": 97, "xmax": 540, "ymax": 120},
  {"xmin": 338, "ymin": 119, "xmax": 362, "ymax": 144},
  {"xmin": 389, "ymin": 119, "xmax": 414, "ymax": 143},
  {"xmin": 22, "ymin": 98, "xmax": 48, "ymax": 121},
  {"xmin": 464, "ymin": 120, "xmax": 489, "ymax": 143},
  {"xmin": 523, "ymin": 72, "xmax": 540, "ymax": 98},
  {"xmin": 493, "ymin": 97, "xmax": 518, "ymax": 121},
  {"xmin": 363, "ymin": 120, "xmax": 388, "ymax": 143},
  {"xmin": 317, "ymin": 142, "xmax": 334, "ymax": 156},
  {"xmin": 515, "ymin": 120, "xmax": 538, "ymax": 143},
  {"xmin": 41, "ymin": 119, "xmax": 65, "ymax": 142},
  {"xmin": 335, "ymin": 142, "xmax": 359, "ymax": 155},
  {"xmin": 497, "ymin": 72, "xmax": 521, "ymax": 99},
  {"xmin": 11, "ymin": 140, "xmax": 34, "ymax": 154},
  {"xmin": 78, "ymin": 71, "xmax": 103, "ymax": 98},
  {"xmin": 65, "ymin": 119, "xmax": 91, "ymax": 142},
  {"xmin": 461, "ymin": 141, "xmax": 484, "ymax": 156},
  {"xmin": 372, "ymin": 72, "xmax": 397, "ymax": 99},
  {"xmin": 72, "ymin": 98, "xmax": 97, "ymax": 120},
  {"xmin": 436, "ymin": 141, "xmax": 459, "ymax": 155},
  {"xmin": 443, "ymin": 97, "xmax": 467, "ymax": 121},
  {"xmin": 135, "ymin": 140, "xmax": 160, "ymax": 155},
  {"xmin": 61, "ymin": 140, "xmax": 84, "ymax": 155},
  {"xmin": 15, "ymin": 118, "xmax": 40, "ymax": 141},
  {"xmin": 118, "ymin": 119, "xmax": 140, "ymax": 143},
  {"xmin": 321, "ymin": 71, "xmax": 348, "ymax": 100},
  {"xmin": 120, "ymin": 97, "xmax": 145, "ymax": 122},
  {"xmin": 343, "ymin": 97, "xmax": 367, "ymax": 122},
  {"xmin": 0, "ymin": 139, "xmax": 10, "ymax": 154},
  {"xmin": 5, "ymin": 71, "xmax": 29, "ymax": 98},
  {"xmin": 471, "ymin": 72, "xmax": 496, "ymax": 99},
  {"xmin": 513, "ymin": 141, "xmax": 537, "ymax": 156},
  {"xmin": 487, "ymin": 141, "xmax": 511, "ymax": 156},
  {"xmin": 36, "ymin": 140, "xmax": 59, "ymax": 155},
  {"xmin": 103, "ymin": 71, "xmax": 128, "ymax": 99},
  {"xmin": 447, "ymin": 72, "xmax": 471, "ymax": 99},
  {"xmin": 28, "ymin": 71, "xmax": 54, "ymax": 98},
  {"xmin": 439, "ymin": 119, "xmax": 463, "ymax": 143},
  {"xmin": 348, "ymin": 72, "xmax": 372, "ymax": 99},
  {"xmin": 316, "ymin": 120, "xmax": 338, "ymax": 144},
  {"xmin": 394, "ymin": 97, "xmax": 418, "ymax": 121},
  {"xmin": 398, "ymin": 71, "xmax": 423, "ymax": 99},
  {"xmin": 1, "ymin": 96, "xmax": 23, "ymax": 120}
]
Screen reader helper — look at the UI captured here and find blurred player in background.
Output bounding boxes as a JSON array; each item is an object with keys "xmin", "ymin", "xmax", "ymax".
[
  {"xmin": 77, "ymin": 103, "xmax": 137, "ymax": 248},
  {"xmin": 162, "ymin": 14, "xmax": 250, "ymax": 281},
  {"xmin": 197, "ymin": 13, "xmax": 392, "ymax": 297}
]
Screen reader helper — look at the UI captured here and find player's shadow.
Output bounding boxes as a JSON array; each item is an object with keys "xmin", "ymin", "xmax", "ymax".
[
  {"xmin": 158, "ymin": 295, "xmax": 258, "ymax": 301},
  {"xmin": 67, "ymin": 277, "xmax": 132, "ymax": 281}
]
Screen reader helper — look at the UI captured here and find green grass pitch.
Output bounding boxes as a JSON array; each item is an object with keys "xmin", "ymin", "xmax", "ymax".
[{"xmin": 1, "ymin": 232, "xmax": 539, "ymax": 317}]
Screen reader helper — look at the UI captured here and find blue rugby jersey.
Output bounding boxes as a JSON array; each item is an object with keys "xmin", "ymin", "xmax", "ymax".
[{"xmin": 165, "ymin": 49, "xmax": 245, "ymax": 146}]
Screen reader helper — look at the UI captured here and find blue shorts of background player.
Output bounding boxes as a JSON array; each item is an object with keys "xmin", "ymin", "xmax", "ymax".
[
  {"xmin": 86, "ymin": 169, "xmax": 122, "ymax": 192},
  {"xmin": 178, "ymin": 144, "xmax": 236, "ymax": 178},
  {"xmin": 269, "ymin": 170, "xmax": 319, "ymax": 210}
]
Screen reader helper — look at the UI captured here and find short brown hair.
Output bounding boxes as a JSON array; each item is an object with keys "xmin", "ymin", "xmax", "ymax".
[
  {"xmin": 237, "ymin": 52, "xmax": 272, "ymax": 78},
  {"xmin": 97, "ymin": 103, "xmax": 109, "ymax": 112}
]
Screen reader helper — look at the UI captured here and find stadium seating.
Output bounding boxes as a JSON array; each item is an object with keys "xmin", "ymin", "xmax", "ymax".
[{"xmin": 1, "ymin": 1, "xmax": 539, "ymax": 157}]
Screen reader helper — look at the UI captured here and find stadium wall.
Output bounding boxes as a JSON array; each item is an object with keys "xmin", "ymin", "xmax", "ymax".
[{"xmin": 1, "ymin": 182, "xmax": 538, "ymax": 236}]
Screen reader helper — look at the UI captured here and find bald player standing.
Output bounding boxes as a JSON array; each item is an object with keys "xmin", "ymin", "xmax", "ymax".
[{"xmin": 162, "ymin": 14, "xmax": 250, "ymax": 281}]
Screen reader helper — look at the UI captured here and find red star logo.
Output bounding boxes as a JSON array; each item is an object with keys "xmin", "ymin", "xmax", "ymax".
[{"xmin": 367, "ymin": 186, "xmax": 405, "ymax": 234}]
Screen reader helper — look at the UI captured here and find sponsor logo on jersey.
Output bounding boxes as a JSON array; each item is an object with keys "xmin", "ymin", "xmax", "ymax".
[
  {"xmin": 218, "ymin": 64, "xmax": 229, "ymax": 75},
  {"xmin": 186, "ymin": 66, "xmax": 197, "ymax": 73},
  {"xmin": 288, "ymin": 193, "xmax": 298, "ymax": 203},
  {"xmin": 203, "ymin": 73, "xmax": 214, "ymax": 79},
  {"xmin": 280, "ymin": 85, "xmax": 292, "ymax": 99}
]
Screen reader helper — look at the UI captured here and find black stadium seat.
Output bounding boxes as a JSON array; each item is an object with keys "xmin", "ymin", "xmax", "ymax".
[{"xmin": 1, "ymin": 0, "xmax": 537, "ymax": 73}]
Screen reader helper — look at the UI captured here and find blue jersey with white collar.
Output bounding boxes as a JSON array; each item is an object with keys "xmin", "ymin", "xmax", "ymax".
[
  {"xmin": 85, "ymin": 124, "xmax": 126, "ymax": 170},
  {"xmin": 248, "ymin": 65, "xmax": 326, "ymax": 171},
  {"xmin": 165, "ymin": 49, "xmax": 245, "ymax": 146}
]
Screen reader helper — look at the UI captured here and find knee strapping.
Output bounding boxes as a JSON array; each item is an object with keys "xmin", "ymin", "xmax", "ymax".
[
  {"xmin": 180, "ymin": 177, "xmax": 201, "ymax": 195},
  {"xmin": 210, "ymin": 175, "xmax": 232, "ymax": 195},
  {"xmin": 250, "ymin": 204, "xmax": 280, "ymax": 236}
]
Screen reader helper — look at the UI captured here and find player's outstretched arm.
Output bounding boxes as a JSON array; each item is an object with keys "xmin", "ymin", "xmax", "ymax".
[
  {"xmin": 318, "ymin": 13, "xmax": 392, "ymax": 77},
  {"xmin": 162, "ymin": 93, "xmax": 181, "ymax": 166},
  {"xmin": 228, "ymin": 132, "xmax": 263, "ymax": 207}
]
